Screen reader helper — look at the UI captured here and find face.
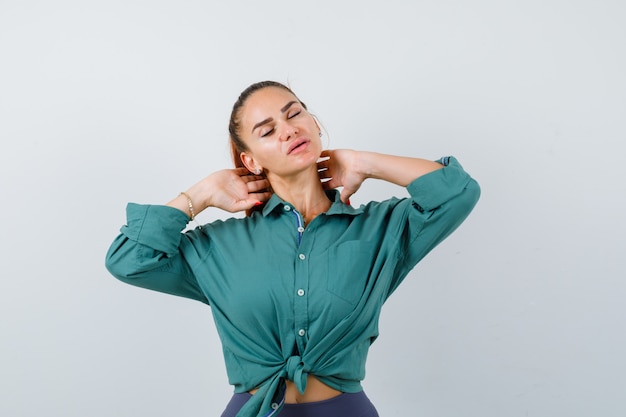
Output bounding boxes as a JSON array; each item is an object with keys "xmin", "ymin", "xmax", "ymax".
[{"xmin": 238, "ymin": 87, "xmax": 322, "ymax": 178}]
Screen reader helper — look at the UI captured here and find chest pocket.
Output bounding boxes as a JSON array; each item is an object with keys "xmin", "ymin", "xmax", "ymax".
[{"xmin": 327, "ymin": 240, "xmax": 375, "ymax": 306}]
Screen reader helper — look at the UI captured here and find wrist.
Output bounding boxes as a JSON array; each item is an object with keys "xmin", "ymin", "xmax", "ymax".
[
  {"xmin": 167, "ymin": 191, "xmax": 203, "ymax": 218},
  {"xmin": 353, "ymin": 151, "xmax": 377, "ymax": 180},
  {"xmin": 178, "ymin": 192, "xmax": 197, "ymax": 220},
  {"xmin": 184, "ymin": 185, "xmax": 212, "ymax": 213}
]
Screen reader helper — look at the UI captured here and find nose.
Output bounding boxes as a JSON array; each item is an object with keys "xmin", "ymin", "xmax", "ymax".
[{"xmin": 278, "ymin": 121, "xmax": 298, "ymax": 141}]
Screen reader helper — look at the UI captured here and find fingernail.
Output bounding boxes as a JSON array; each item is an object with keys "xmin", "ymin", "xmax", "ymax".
[
  {"xmin": 346, "ymin": 199, "xmax": 351, "ymax": 205},
  {"xmin": 254, "ymin": 201, "xmax": 263, "ymax": 206}
]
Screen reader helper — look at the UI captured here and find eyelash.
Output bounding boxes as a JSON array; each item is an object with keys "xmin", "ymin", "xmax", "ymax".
[{"xmin": 260, "ymin": 110, "xmax": 302, "ymax": 137}]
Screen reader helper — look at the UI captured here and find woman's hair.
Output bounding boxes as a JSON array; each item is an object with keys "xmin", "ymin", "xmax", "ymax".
[{"xmin": 228, "ymin": 80, "xmax": 308, "ymax": 216}]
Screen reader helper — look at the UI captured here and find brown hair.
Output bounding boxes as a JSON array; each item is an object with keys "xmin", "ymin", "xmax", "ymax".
[{"xmin": 228, "ymin": 81, "xmax": 307, "ymax": 215}]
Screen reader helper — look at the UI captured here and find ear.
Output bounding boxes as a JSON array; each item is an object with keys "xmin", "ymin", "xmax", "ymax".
[{"xmin": 240, "ymin": 151, "xmax": 261, "ymax": 174}]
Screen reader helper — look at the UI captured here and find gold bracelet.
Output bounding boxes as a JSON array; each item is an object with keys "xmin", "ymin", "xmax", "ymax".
[{"xmin": 179, "ymin": 192, "xmax": 196, "ymax": 220}]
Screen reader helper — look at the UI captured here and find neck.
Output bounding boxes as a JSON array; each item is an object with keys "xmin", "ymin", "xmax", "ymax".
[{"xmin": 267, "ymin": 168, "xmax": 331, "ymax": 224}]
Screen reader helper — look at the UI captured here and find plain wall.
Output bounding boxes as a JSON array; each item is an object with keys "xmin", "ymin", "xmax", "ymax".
[{"xmin": 1, "ymin": 1, "xmax": 625, "ymax": 416}]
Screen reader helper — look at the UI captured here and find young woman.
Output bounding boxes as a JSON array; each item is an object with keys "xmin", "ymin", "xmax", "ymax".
[{"xmin": 105, "ymin": 81, "xmax": 481, "ymax": 417}]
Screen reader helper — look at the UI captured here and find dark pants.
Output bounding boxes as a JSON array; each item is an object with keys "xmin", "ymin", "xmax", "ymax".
[{"xmin": 220, "ymin": 391, "xmax": 380, "ymax": 417}]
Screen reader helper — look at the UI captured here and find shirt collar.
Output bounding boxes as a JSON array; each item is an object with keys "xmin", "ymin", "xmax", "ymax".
[{"xmin": 261, "ymin": 189, "xmax": 364, "ymax": 217}]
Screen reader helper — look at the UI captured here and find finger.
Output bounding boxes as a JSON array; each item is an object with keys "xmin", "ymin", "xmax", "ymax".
[
  {"xmin": 318, "ymin": 174, "xmax": 333, "ymax": 187},
  {"xmin": 317, "ymin": 167, "xmax": 330, "ymax": 178},
  {"xmin": 317, "ymin": 164, "xmax": 331, "ymax": 177},
  {"xmin": 247, "ymin": 178, "xmax": 270, "ymax": 192},
  {"xmin": 316, "ymin": 160, "xmax": 329, "ymax": 170},
  {"xmin": 247, "ymin": 191, "xmax": 273, "ymax": 204},
  {"xmin": 226, "ymin": 192, "xmax": 270, "ymax": 213},
  {"xmin": 339, "ymin": 188, "xmax": 354, "ymax": 204},
  {"xmin": 234, "ymin": 167, "xmax": 252, "ymax": 175},
  {"xmin": 242, "ymin": 174, "xmax": 264, "ymax": 183},
  {"xmin": 321, "ymin": 178, "xmax": 333, "ymax": 190},
  {"xmin": 321, "ymin": 177, "xmax": 341, "ymax": 190}
]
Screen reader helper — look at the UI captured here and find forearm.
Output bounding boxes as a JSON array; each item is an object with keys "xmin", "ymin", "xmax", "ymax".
[{"xmin": 357, "ymin": 152, "xmax": 443, "ymax": 187}]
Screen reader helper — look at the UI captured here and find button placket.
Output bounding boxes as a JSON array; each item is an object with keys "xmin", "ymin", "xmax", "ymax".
[
  {"xmin": 294, "ymin": 249, "xmax": 308, "ymax": 344},
  {"xmin": 293, "ymin": 220, "xmax": 310, "ymax": 352},
  {"xmin": 292, "ymin": 209, "xmax": 305, "ymax": 247}
]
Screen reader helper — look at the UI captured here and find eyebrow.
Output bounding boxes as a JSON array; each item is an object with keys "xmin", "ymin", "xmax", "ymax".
[
  {"xmin": 251, "ymin": 100, "xmax": 299, "ymax": 133},
  {"xmin": 280, "ymin": 100, "xmax": 297, "ymax": 113}
]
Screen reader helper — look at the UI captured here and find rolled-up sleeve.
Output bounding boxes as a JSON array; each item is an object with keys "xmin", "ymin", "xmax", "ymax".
[
  {"xmin": 104, "ymin": 203, "xmax": 209, "ymax": 304},
  {"xmin": 387, "ymin": 156, "xmax": 481, "ymax": 295},
  {"xmin": 406, "ymin": 156, "xmax": 479, "ymax": 213}
]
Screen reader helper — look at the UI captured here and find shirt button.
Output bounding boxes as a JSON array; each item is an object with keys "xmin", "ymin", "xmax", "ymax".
[
  {"xmin": 283, "ymin": 205, "xmax": 291, "ymax": 211},
  {"xmin": 298, "ymin": 254, "xmax": 306, "ymax": 260},
  {"xmin": 297, "ymin": 226, "xmax": 304, "ymax": 233},
  {"xmin": 271, "ymin": 402, "xmax": 279, "ymax": 410},
  {"xmin": 297, "ymin": 289, "xmax": 305, "ymax": 296},
  {"xmin": 298, "ymin": 329, "xmax": 306, "ymax": 337}
]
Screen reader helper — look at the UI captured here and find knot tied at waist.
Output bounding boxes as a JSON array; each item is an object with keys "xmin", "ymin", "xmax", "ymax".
[
  {"xmin": 284, "ymin": 355, "xmax": 307, "ymax": 393},
  {"xmin": 236, "ymin": 355, "xmax": 310, "ymax": 417}
]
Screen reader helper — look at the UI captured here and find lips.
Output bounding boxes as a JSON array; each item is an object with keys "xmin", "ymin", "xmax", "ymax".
[{"xmin": 287, "ymin": 138, "xmax": 310, "ymax": 154}]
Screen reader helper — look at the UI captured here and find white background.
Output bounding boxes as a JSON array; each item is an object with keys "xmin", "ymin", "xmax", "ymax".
[{"xmin": 1, "ymin": 1, "xmax": 625, "ymax": 416}]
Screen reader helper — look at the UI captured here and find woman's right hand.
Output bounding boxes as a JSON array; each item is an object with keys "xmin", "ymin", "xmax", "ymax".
[
  {"xmin": 168, "ymin": 168, "xmax": 272, "ymax": 215},
  {"xmin": 205, "ymin": 168, "xmax": 272, "ymax": 213}
]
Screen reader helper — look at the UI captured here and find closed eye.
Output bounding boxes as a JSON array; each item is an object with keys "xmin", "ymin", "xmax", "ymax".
[
  {"xmin": 260, "ymin": 127, "xmax": 275, "ymax": 137},
  {"xmin": 287, "ymin": 110, "xmax": 301, "ymax": 119}
]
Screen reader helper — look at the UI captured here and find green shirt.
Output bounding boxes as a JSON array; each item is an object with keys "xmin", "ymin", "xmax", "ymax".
[{"xmin": 105, "ymin": 156, "xmax": 480, "ymax": 417}]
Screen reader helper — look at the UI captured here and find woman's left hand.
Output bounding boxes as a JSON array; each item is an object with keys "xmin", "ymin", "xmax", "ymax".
[{"xmin": 317, "ymin": 149, "xmax": 366, "ymax": 204}]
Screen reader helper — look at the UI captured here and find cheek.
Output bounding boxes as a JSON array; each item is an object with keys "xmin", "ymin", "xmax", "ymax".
[
  {"xmin": 250, "ymin": 142, "xmax": 282, "ymax": 166},
  {"xmin": 311, "ymin": 136, "xmax": 324, "ymax": 152}
]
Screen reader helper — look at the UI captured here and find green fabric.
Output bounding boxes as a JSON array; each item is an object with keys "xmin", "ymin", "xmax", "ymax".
[{"xmin": 105, "ymin": 156, "xmax": 480, "ymax": 417}]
